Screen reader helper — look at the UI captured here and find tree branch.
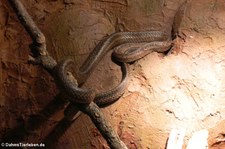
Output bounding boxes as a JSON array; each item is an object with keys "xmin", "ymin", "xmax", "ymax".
[
  {"xmin": 8, "ymin": 0, "xmax": 128, "ymax": 148},
  {"xmin": 8, "ymin": 0, "xmax": 46, "ymax": 54}
]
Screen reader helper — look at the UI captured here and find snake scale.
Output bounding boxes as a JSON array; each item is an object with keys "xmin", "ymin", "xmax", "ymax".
[{"xmin": 54, "ymin": 30, "xmax": 172, "ymax": 105}]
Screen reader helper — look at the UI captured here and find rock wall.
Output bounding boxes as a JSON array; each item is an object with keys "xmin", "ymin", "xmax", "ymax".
[{"xmin": 1, "ymin": 0, "xmax": 225, "ymax": 148}]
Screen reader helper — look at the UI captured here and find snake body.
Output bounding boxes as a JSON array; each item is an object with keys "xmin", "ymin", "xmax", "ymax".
[
  {"xmin": 93, "ymin": 62, "xmax": 129, "ymax": 105},
  {"xmin": 54, "ymin": 59, "xmax": 96, "ymax": 103},
  {"xmin": 77, "ymin": 31, "xmax": 170, "ymax": 84},
  {"xmin": 54, "ymin": 31, "xmax": 171, "ymax": 105},
  {"xmin": 54, "ymin": 59, "xmax": 129, "ymax": 105},
  {"xmin": 113, "ymin": 41, "xmax": 172, "ymax": 63}
]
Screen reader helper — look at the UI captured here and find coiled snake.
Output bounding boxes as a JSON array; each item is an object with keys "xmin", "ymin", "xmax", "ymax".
[{"xmin": 54, "ymin": 30, "xmax": 172, "ymax": 106}]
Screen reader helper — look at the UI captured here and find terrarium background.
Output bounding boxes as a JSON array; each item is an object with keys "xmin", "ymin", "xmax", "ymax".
[{"xmin": 1, "ymin": 0, "xmax": 225, "ymax": 148}]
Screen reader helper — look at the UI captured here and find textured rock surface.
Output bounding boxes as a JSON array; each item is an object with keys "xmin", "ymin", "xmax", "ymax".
[{"xmin": 1, "ymin": 0, "xmax": 225, "ymax": 148}]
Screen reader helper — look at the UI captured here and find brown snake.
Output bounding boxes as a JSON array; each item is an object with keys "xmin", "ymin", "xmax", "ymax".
[
  {"xmin": 113, "ymin": 41, "xmax": 172, "ymax": 63},
  {"xmin": 54, "ymin": 31, "xmax": 172, "ymax": 105},
  {"xmin": 54, "ymin": 59, "xmax": 129, "ymax": 105}
]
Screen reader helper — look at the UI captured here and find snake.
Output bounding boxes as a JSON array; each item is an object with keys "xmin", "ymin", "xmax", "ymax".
[
  {"xmin": 54, "ymin": 59, "xmax": 129, "ymax": 105},
  {"xmin": 112, "ymin": 41, "xmax": 172, "ymax": 63},
  {"xmin": 54, "ymin": 30, "xmax": 172, "ymax": 105}
]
